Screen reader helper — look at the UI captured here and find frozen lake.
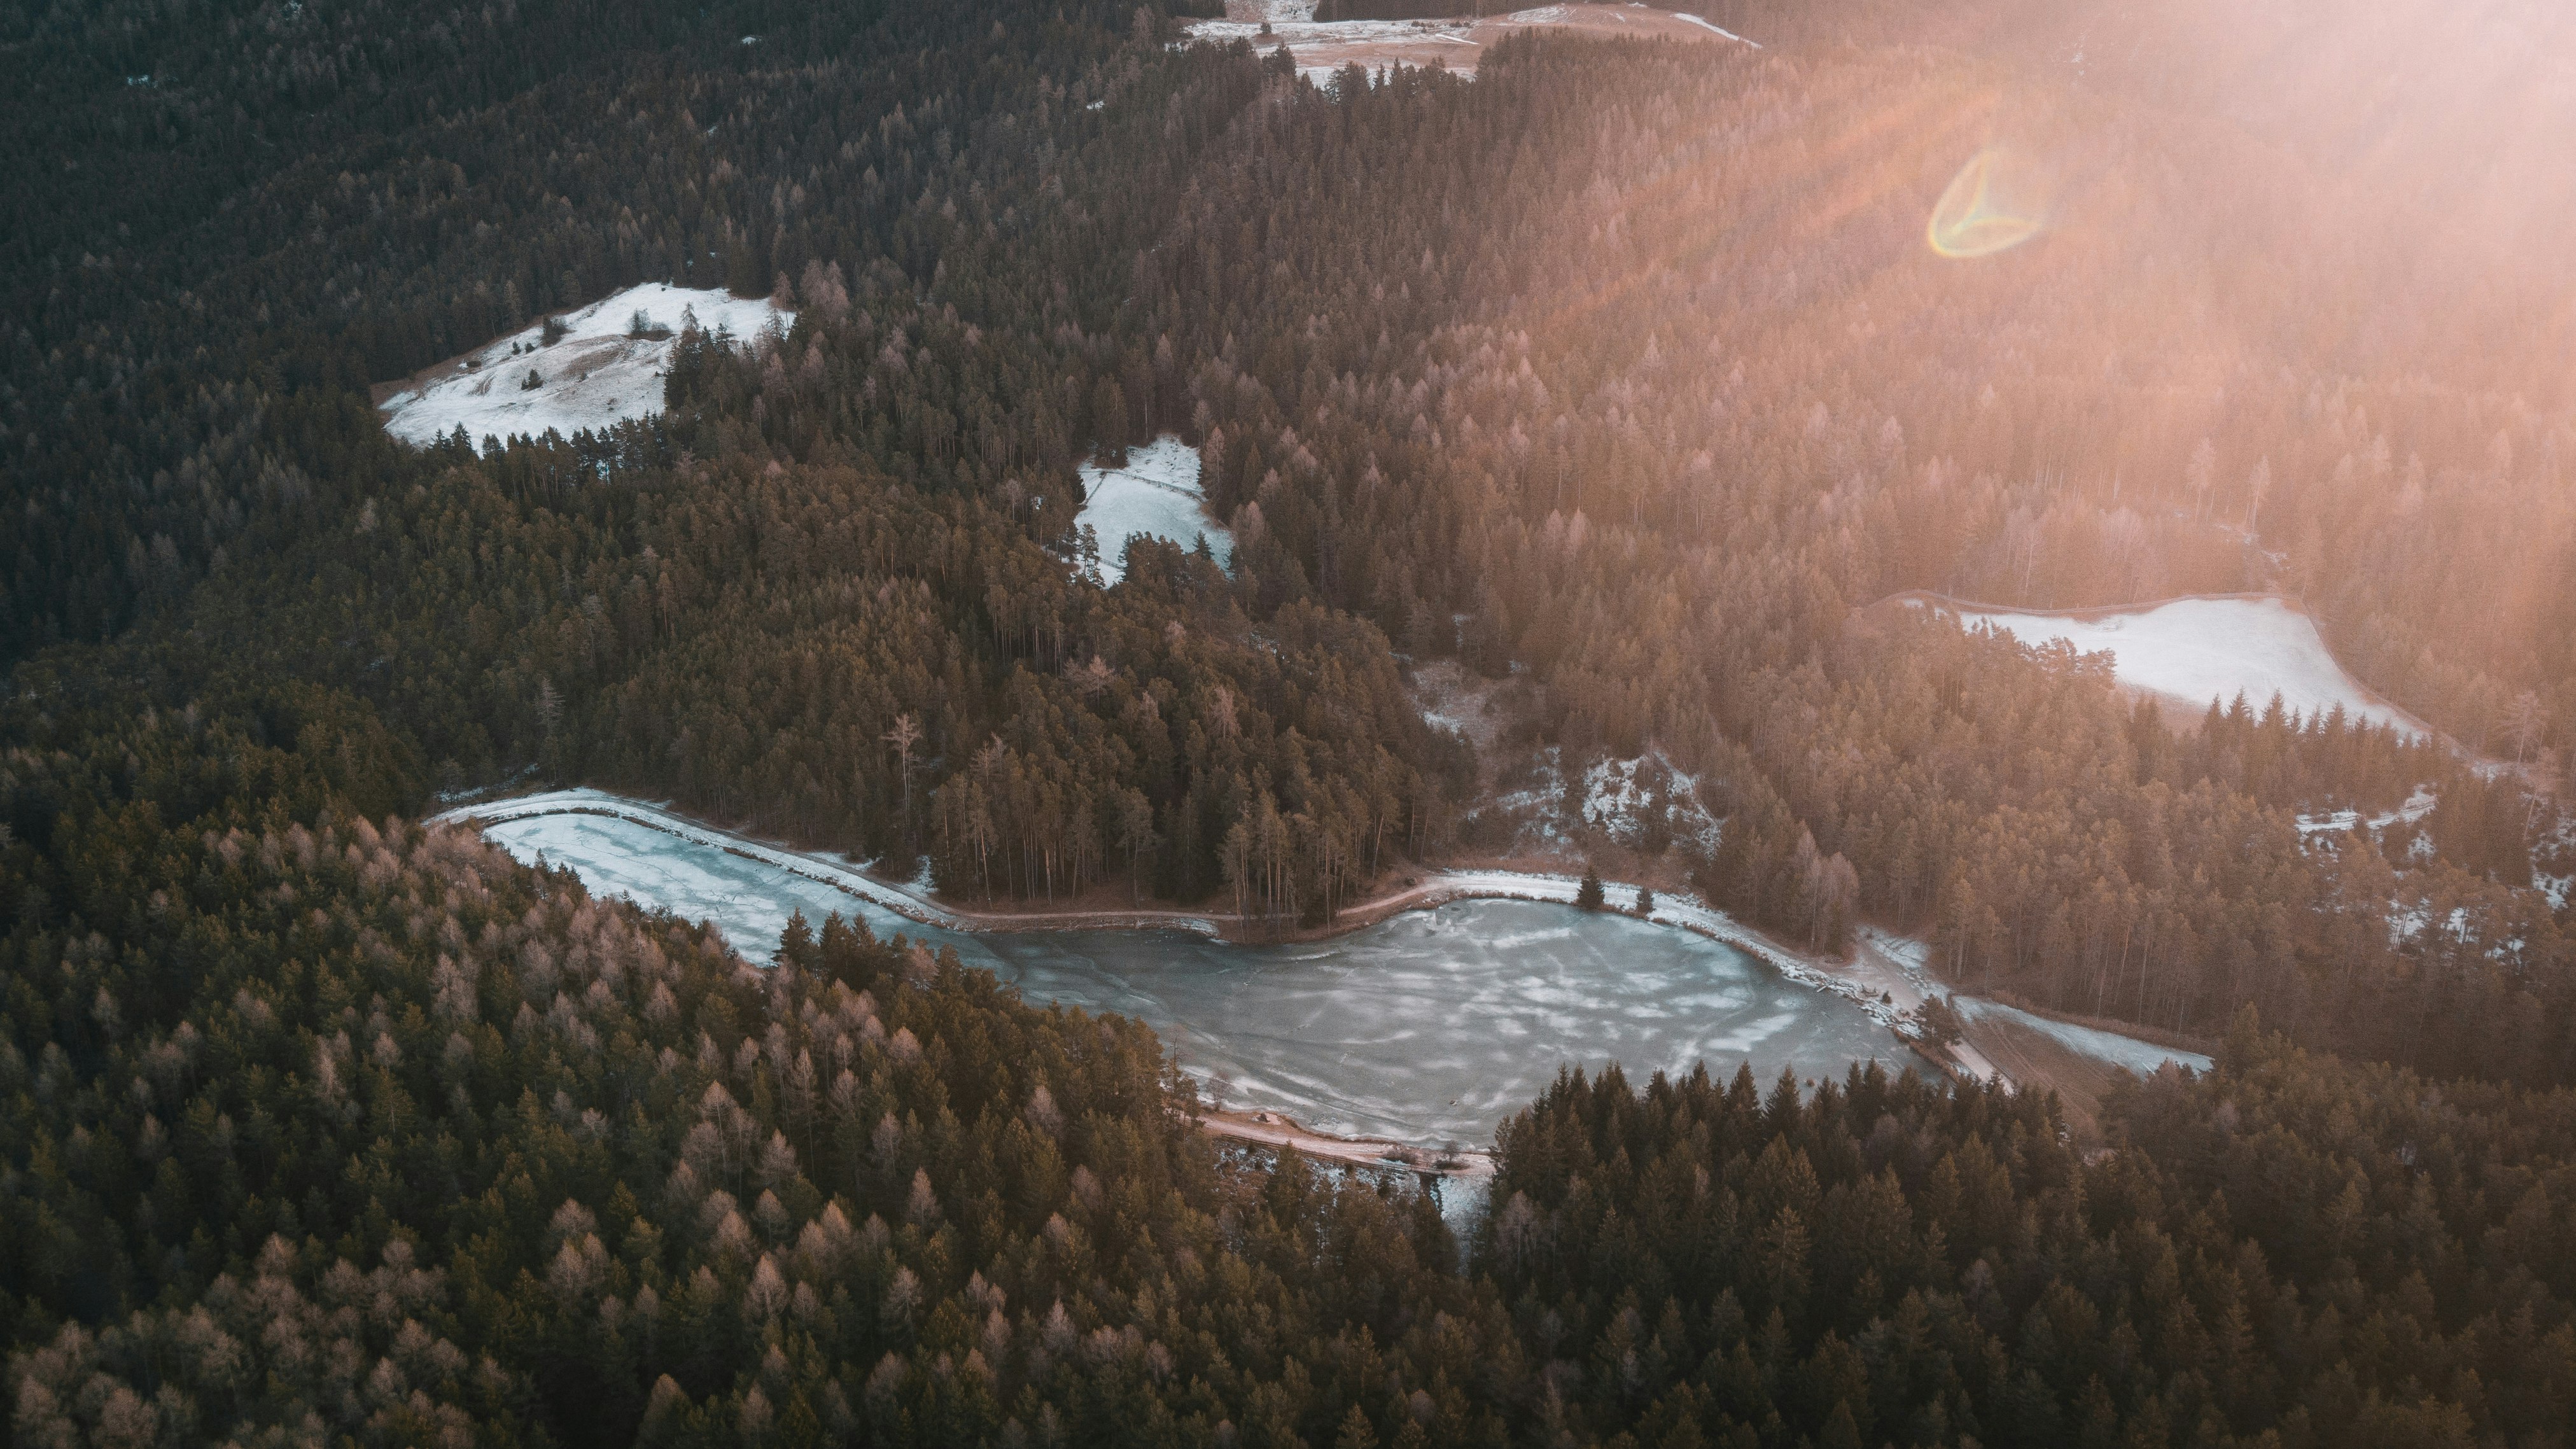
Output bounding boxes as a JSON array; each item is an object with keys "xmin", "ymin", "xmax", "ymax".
[{"xmin": 480, "ymin": 809, "xmax": 1933, "ymax": 1144}]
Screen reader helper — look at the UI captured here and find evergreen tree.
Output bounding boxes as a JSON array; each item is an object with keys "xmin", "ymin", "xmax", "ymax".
[{"xmin": 1576, "ymin": 863, "xmax": 1606, "ymax": 910}]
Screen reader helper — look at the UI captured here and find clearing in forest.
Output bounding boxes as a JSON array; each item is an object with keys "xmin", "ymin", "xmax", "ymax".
[
  {"xmin": 377, "ymin": 283, "xmax": 788, "ymax": 447},
  {"xmin": 1915, "ymin": 594, "xmax": 2431, "ymax": 738},
  {"xmin": 1186, "ymin": 4, "xmax": 1751, "ymax": 83},
  {"xmin": 1076, "ymin": 435, "xmax": 1235, "ymax": 585}
]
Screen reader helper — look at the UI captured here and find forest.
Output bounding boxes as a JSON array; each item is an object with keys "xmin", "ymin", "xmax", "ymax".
[{"xmin": 7, "ymin": 0, "xmax": 2576, "ymax": 1442}]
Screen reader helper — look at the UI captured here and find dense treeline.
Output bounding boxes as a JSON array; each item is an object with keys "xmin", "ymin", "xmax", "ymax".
[{"xmin": 1479, "ymin": 1019, "xmax": 2576, "ymax": 1447}]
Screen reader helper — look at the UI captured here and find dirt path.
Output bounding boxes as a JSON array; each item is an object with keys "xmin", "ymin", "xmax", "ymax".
[
  {"xmin": 1184, "ymin": 4, "xmax": 1754, "ymax": 82},
  {"xmin": 1200, "ymin": 1107, "xmax": 1493, "ymax": 1177}
]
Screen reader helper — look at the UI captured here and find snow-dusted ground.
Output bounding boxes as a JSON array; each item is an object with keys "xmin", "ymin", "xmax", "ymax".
[
  {"xmin": 380, "ymin": 283, "xmax": 788, "ymax": 447},
  {"xmin": 1076, "ymin": 435, "xmax": 1234, "ymax": 584},
  {"xmin": 2297, "ymin": 787, "xmax": 2437, "ymax": 837},
  {"xmin": 1467, "ymin": 747, "xmax": 1719, "ymax": 856},
  {"xmin": 1579, "ymin": 753, "xmax": 1722, "ymax": 854},
  {"xmin": 1670, "ymin": 13, "xmax": 1758, "ymax": 46},
  {"xmin": 1926, "ymin": 596, "xmax": 2425, "ymax": 737},
  {"xmin": 1952, "ymin": 997, "xmax": 2215, "ymax": 1075}
]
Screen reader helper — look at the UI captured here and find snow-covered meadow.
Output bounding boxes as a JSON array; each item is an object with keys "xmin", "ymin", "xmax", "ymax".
[
  {"xmin": 379, "ymin": 283, "xmax": 788, "ymax": 447},
  {"xmin": 1183, "ymin": 4, "xmax": 1748, "ymax": 85},
  {"xmin": 1075, "ymin": 435, "xmax": 1235, "ymax": 585},
  {"xmin": 1927, "ymin": 596, "xmax": 2426, "ymax": 736}
]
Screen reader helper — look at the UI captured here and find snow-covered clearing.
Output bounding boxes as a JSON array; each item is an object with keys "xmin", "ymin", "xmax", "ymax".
[
  {"xmin": 1919, "ymin": 595, "xmax": 2427, "ymax": 738},
  {"xmin": 1076, "ymin": 435, "xmax": 1234, "ymax": 585},
  {"xmin": 379, "ymin": 283, "xmax": 788, "ymax": 447},
  {"xmin": 1182, "ymin": 3, "xmax": 1743, "ymax": 83}
]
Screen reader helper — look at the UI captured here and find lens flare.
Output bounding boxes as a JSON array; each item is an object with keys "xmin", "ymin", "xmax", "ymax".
[{"xmin": 1928, "ymin": 146, "xmax": 2046, "ymax": 258}]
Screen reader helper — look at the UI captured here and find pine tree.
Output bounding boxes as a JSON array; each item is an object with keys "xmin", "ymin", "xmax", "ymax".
[
  {"xmin": 1576, "ymin": 864, "xmax": 1606, "ymax": 911},
  {"xmin": 1634, "ymin": 883, "xmax": 1654, "ymax": 917}
]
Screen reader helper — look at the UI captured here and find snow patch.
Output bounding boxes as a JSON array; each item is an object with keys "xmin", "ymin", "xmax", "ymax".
[
  {"xmin": 1670, "ymin": 13, "xmax": 1758, "ymax": 46},
  {"xmin": 1579, "ymin": 753, "xmax": 1721, "ymax": 854},
  {"xmin": 2297, "ymin": 788, "xmax": 2436, "ymax": 837},
  {"xmin": 1952, "ymin": 997, "xmax": 2214, "ymax": 1075},
  {"xmin": 1075, "ymin": 435, "xmax": 1234, "ymax": 585},
  {"xmin": 380, "ymin": 283, "xmax": 788, "ymax": 447},
  {"xmin": 1931, "ymin": 596, "xmax": 2426, "ymax": 738},
  {"xmin": 1225, "ymin": 0, "xmax": 1317, "ymax": 19}
]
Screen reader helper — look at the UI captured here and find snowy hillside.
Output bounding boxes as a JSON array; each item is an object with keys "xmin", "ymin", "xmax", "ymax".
[
  {"xmin": 379, "ymin": 283, "xmax": 788, "ymax": 446},
  {"xmin": 1932, "ymin": 596, "xmax": 2426, "ymax": 737},
  {"xmin": 1076, "ymin": 435, "xmax": 1235, "ymax": 585}
]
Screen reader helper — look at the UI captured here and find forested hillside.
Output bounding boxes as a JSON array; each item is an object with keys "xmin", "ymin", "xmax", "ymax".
[
  {"xmin": 10, "ymin": 0, "xmax": 2576, "ymax": 1441},
  {"xmin": 8, "ymin": 693, "xmax": 2574, "ymax": 1446}
]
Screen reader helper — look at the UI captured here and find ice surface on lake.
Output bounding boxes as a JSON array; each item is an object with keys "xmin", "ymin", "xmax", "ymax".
[
  {"xmin": 1075, "ymin": 435, "xmax": 1234, "ymax": 585},
  {"xmin": 380, "ymin": 283, "xmax": 788, "ymax": 447},
  {"xmin": 1942, "ymin": 596, "xmax": 2424, "ymax": 738},
  {"xmin": 478, "ymin": 811, "xmax": 1930, "ymax": 1144}
]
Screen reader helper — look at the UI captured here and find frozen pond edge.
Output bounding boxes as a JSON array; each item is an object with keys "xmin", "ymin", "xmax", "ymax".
[{"xmin": 435, "ymin": 788, "xmax": 2204, "ymax": 1100}]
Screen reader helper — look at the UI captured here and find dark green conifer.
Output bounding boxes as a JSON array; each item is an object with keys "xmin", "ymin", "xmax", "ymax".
[{"xmin": 1576, "ymin": 864, "xmax": 1606, "ymax": 911}]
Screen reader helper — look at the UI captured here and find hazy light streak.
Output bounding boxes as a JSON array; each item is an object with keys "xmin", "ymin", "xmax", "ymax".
[{"xmin": 1928, "ymin": 146, "xmax": 2045, "ymax": 258}]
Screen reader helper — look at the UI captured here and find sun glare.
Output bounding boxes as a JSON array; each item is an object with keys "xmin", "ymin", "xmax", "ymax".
[{"xmin": 1928, "ymin": 145, "xmax": 2046, "ymax": 258}]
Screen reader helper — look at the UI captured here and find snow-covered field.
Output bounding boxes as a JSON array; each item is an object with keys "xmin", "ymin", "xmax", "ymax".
[
  {"xmin": 380, "ymin": 283, "xmax": 788, "ymax": 446},
  {"xmin": 1926, "ymin": 596, "xmax": 2425, "ymax": 736},
  {"xmin": 1076, "ymin": 435, "xmax": 1235, "ymax": 584},
  {"xmin": 1183, "ymin": 3, "xmax": 1746, "ymax": 83}
]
